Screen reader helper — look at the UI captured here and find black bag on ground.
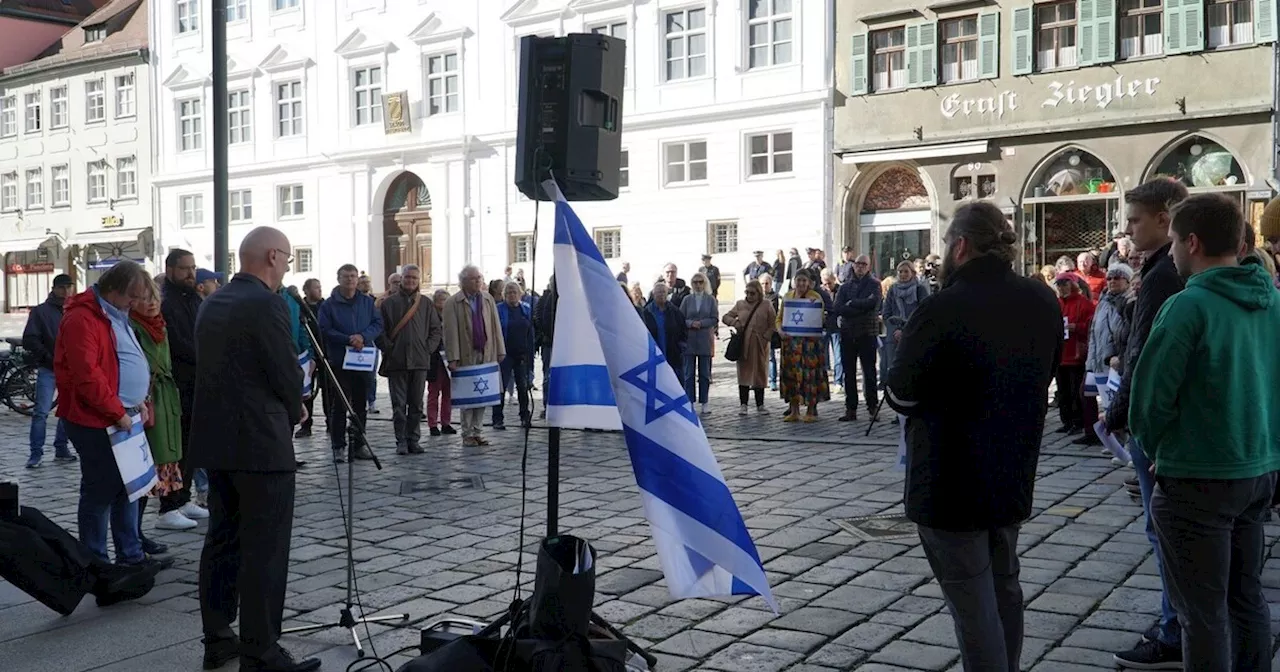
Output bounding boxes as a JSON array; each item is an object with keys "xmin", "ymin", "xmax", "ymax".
[{"xmin": 398, "ymin": 535, "xmax": 628, "ymax": 672}]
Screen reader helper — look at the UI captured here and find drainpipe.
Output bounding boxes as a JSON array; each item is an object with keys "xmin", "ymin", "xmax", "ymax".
[
  {"xmin": 1273, "ymin": 38, "xmax": 1279, "ymax": 186},
  {"xmin": 823, "ymin": 0, "xmax": 836, "ymax": 253}
]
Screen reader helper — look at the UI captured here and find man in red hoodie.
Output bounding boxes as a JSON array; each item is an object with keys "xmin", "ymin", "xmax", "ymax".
[
  {"xmin": 54, "ymin": 260, "xmax": 156, "ymax": 566},
  {"xmin": 1053, "ymin": 272, "xmax": 1095, "ymax": 439},
  {"xmin": 1077, "ymin": 252, "xmax": 1107, "ymax": 302}
]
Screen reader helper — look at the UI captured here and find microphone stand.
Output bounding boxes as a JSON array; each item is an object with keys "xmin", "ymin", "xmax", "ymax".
[{"xmin": 280, "ymin": 291, "xmax": 407, "ymax": 656}]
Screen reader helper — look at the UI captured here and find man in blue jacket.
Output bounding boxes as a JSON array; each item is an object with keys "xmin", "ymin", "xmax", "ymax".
[
  {"xmin": 317, "ymin": 264, "xmax": 383, "ymax": 463},
  {"xmin": 22, "ymin": 273, "xmax": 75, "ymax": 468}
]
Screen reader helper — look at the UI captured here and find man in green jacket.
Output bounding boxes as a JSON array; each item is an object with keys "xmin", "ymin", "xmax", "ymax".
[{"xmin": 1129, "ymin": 193, "xmax": 1280, "ymax": 671}]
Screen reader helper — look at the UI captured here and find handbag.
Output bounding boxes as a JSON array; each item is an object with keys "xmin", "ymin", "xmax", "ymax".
[{"xmin": 724, "ymin": 300, "xmax": 763, "ymax": 363}]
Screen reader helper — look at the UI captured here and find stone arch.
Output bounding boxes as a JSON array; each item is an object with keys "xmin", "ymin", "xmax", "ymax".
[
  {"xmin": 1143, "ymin": 132, "xmax": 1250, "ymax": 188},
  {"xmin": 842, "ymin": 162, "xmax": 939, "ymax": 278},
  {"xmin": 1022, "ymin": 145, "xmax": 1120, "ymax": 199},
  {"xmin": 379, "ymin": 171, "xmax": 433, "ymax": 286}
]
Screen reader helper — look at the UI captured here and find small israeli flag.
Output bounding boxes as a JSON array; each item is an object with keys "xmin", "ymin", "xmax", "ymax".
[
  {"xmin": 779, "ymin": 299, "xmax": 823, "ymax": 337},
  {"xmin": 299, "ymin": 350, "xmax": 313, "ymax": 398},
  {"xmin": 110, "ymin": 414, "xmax": 158, "ymax": 503},
  {"xmin": 451, "ymin": 362, "xmax": 502, "ymax": 409},
  {"xmin": 544, "ymin": 179, "xmax": 776, "ymax": 611}
]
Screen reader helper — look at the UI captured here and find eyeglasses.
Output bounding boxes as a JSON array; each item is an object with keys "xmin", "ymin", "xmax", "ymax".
[{"xmin": 274, "ymin": 249, "xmax": 294, "ymax": 264}]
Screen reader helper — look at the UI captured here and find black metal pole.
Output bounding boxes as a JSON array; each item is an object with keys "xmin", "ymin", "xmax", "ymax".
[
  {"xmin": 546, "ymin": 427, "xmax": 560, "ymax": 537},
  {"xmin": 211, "ymin": 1, "xmax": 228, "ymax": 275}
]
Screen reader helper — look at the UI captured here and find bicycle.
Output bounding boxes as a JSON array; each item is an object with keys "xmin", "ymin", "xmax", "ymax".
[{"xmin": 0, "ymin": 337, "xmax": 52, "ymax": 417}]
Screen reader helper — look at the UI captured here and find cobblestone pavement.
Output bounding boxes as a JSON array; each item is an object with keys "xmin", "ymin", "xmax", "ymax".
[{"xmin": 3, "ymin": 356, "xmax": 1280, "ymax": 672}]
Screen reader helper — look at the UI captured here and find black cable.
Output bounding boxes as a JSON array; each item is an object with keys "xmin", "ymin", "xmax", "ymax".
[{"xmin": 342, "ymin": 644, "xmax": 423, "ymax": 672}]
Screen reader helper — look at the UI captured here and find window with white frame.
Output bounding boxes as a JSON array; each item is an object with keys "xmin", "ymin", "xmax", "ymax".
[
  {"xmin": 25, "ymin": 169, "xmax": 42, "ymax": 209},
  {"xmin": 275, "ymin": 81, "xmax": 303, "ymax": 137},
  {"xmin": 85, "ymin": 79, "xmax": 105, "ymax": 123},
  {"xmin": 594, "ymin": 228, "xmax": 621, "ymax": 259},
  {"xmin": 294, "ymin": 246, "xmax": 313, "ymax": 273},
  {"xmin": 426, "ymin": 53, "xmax": 459, "ymax": 115},
  {"xmin": 664, "ymin": 8, "xmax": 708, "ymax": 81},
  {"xmin": 941, "ymin": 16, "xmax": 980, "ymax": 83},
  {"xmin": 619, "ymin": 149, "xmax": 630, "ymax": 189},
  {"xmin": 273, "ymin": 0, "xmax": 299, "ymax": 10},
  {"xmin": 87, "ymin": 161, "xmax": 107, "ymax": 202},
  {"xmin": 228, "ymin": 89, "xmax": 251, "ymax": 143},
  {"xmin": 0, "ymin": 97, "xmax": 15, "ymax": 137},
  {"xmin": 708, "ymin": 221, "xmax": 738, "ymax": 255},
  {"xmin": 177, "ymin": 0, "xmax": 200, "ymax": 34},
  {"xmin": 1208, "ymin": 0, "xmax": 1253, "ymax": 48},
  {"xmin": 510, "ymin": 234, "xmax": 534, "ymax": 263},
  {"xmin": 49, "ymin": 86, "xmax": 68, "ymax": 128},
  {"xmin": 871, "ymin": 28, "xmax": 907, "ymax": 91},
  {"xmin": 0, "ymin": 173, "xmax": 15, "ymax": 211},
  {"xmin": 85, "ymin": 25, "xmax": 106, "ymax": 42},
  {"xmin": 747, "ymin": 0, "xmax": 793, "ymax": 68},
  {"xmin": 230, "ymin": 189, "xmax": 252, "ymax": 222},
  {"xmin": 51, "ymin": 165, "xmax": 69, "ymax": 205},
  {"xmin": 747, "ymin": 131, "xmax": 793, "ymax": 177},
  {"xmin": 24, "ymin": 93, "xmax": 40, "ymax": 133},
  {"xmin": 1120, "ymin": 0, "xmax": 1163, "ymax": 59},
  {"xmin": 180, "ymin": 194, "xmax": 204, "ymax": 228},
  {"xmin": 1036, "ymin": 1, "xmax": 1078, "ymax": 71},
  {"xmin": 178, "ymin": 98, "xmax": 203, "ymax": 151},
  {"xmin": 664, "ymin": 140, "xmax": 708, "ymax": 185},
  {"xmin": 589, "ymin": 22, "xmax": 629, "ymax": 84},
  {"xmin": 225, "ymin": 0, "xmax": 248, "ymax": 22},
  {"xmin": 116, "ymin": 156, "xmax": 136, "ymax": 199},
  {"xmin": 277, "ymin": 184, "xmax": 304, "ymax": 218},
  {"xmin": 351, "ymin": 66, "xmax": 383, "ymax": 126},
  {"xmin": 114, "ymin": 73, "xmax": 135, "ymax": 117}
]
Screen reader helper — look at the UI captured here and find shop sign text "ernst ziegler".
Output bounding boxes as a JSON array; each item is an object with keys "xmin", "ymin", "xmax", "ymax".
[{"xmin": 941, "ymin": 75, "xmax": 1161, "ymax": 120}]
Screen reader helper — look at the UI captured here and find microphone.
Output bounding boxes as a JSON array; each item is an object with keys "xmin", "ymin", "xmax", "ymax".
[{"xmin": 286, "ymin": 285, "xmax": 317, "ymax": 319}]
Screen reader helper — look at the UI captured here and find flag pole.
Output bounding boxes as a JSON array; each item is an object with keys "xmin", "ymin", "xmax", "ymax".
[
  {"xmin": 211, "ymin": 0, "xmax": 228, "ymax": 275},
  {"xmin": 546, "ymin": 427, "xmax": 559, "ymax": 537}
]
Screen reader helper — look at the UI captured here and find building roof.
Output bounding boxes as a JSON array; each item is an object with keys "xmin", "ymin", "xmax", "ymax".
[
  {"xmin": 0, "ymin": 0, "xmax": 108, "ymax": 25},
  {"xmin": 0, "ymin": 0, "xmax": 146, "ymax": 78}
]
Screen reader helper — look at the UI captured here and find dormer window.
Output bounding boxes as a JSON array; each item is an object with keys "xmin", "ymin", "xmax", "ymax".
[{"xmin": 85, "ymin": 25, "xmax": 106, "ymax": 43}]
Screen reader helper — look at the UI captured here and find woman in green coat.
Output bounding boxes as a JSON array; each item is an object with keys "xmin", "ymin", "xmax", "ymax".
[{"xmin": 130, "ymin": 277, "xmax": 191, "ymax": 537}]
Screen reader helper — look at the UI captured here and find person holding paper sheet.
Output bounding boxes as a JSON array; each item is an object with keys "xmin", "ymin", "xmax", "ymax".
[
  {"xmin": 55, "ymin": 260, "xmax": 155, "ymax": 567},
  {"xmin": 1054, "ymin": 272, "xmax": 1096, "ymax": 443},
  {"xmin": 1084, "ymin": 264, "xmax": 1132, "ymax": 444},
  {"xmin": 777, "ymin": 269, "xmax": 828, "ymax": 423},
  {"xmin": 1128, "ymin": 194, "xmax": 1280, "ymax": 671},
  {"xmin": 885, "ymin": 202, "xmax": 1061, "ymax": 672},
  {"xmin": 317, "ymin": 264, "xmax": 383, "ymax": 463},
  {"xmin": 443, "ymin": 264, "xmax": 506, "ymax": 447}
]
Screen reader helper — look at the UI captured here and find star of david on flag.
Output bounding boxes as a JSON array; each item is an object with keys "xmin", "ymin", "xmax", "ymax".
[{"xmin": 542, "ymin": 179, "xmax": 777, "ymax": 612}]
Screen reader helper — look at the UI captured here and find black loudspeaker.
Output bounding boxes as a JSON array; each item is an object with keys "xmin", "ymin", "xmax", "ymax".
[{"xmin": 515, "ymin": 33, "xmax": 625, "ymax": 202}]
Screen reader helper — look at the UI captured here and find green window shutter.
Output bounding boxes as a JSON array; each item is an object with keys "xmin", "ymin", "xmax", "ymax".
[
  {"xmin": 1078, "ymin": 0, "xmax": 1097, "ymax": 66},
  {"xmin": 1012, "ymin": 6, "xmax": 1035, "ymax": 75},
  {"xmin": 851, "ymin": 33, "xmax": 869, "ymax": 95},
  {"xmin": 905, "ymin": 23, "xmax": 921, "ymax": 87},
  {"xmin": 918, "ymin": 21, "xmax": 938, "ymax": 86},
  {"xmin": 1094, "ymin": 0, "xmax": 1117, "ymax": 63},
  {"xmin": 1165, "ymin": 0, "xmax": 1184, "ymax": 54},
  {"xmin": 1257, "ymin": 0, "xmax": 1278, "ymax": 44},
  {"xmin": 1182, "ymin": 0, "xmax": 1205, "ymax": 52},
  {"xmin": 978, "ymin": 11, "xmax": 1001, "ymax": 79}
]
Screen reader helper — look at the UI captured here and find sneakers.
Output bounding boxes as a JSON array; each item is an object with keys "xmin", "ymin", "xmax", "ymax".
[
  {"xmin": 738, "ymin": 404, "xmax": 748, "ymax": 416},
  {"xmin": 54, "ymin": 452, "xmax": 77, "ymax": 462},
  {"xmin": 1114, "ymin": 638, "xmax": 1182, "ymax": 669},
  {"xmin": 755, "ymin": 404, "xmax": 765, "ymax": 413},
  {"xmin": 179, "ymin": 502, "xmax": 209, "ymax": 520},
  {"xmin": 396, "ymin": 445, "xmax": 409, "ymax": 455},
  {"xmin": 699, "ymin": 403, "xmax": 711, "ymax": 417},
  {"xmin": 24, "ymin": 456, "xmax": 41, "ymax": 469},
  {"xmin": 155, "ymin": 510, "xmax": 198, "ymax": 531}
]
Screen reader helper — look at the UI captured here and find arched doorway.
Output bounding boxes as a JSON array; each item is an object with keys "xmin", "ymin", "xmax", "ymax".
[
  {"xmin": 1022, "ymin": 147, "xmax": 1120, "ymax": 275},
  {"xmin": 383, "ymin": 172, "xmax": 432, "ymax": 284},
  {"xmin": 857, "ymin": 166, "xmax": 933, "ymax": 278}
]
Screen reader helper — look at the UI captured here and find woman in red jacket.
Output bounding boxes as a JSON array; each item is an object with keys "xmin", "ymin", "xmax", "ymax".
[{"xmin": 1054, "ymin": 272, "xmax": 1095, "ymax": 438}]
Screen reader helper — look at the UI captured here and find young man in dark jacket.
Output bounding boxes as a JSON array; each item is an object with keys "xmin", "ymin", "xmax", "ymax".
[
  {"xmin": 885, "ymin": 202, "xmax": 1062, "ymax": 672},
  {"xmin": 318, "ymin": 264, "xmax": 383, "ymax": 462},
  {"xmin": 1106, "ymin": 178, "xmax": 1189, "ymax": 669},
  {"xmin": 22, "ymin": 273, "xmax": 75, "ymax": 468},
  {"xmin": 833, "ymin": 256, "xmax": 881, "ymax": 420},
  {"xmin": 158, "ymin": 248, "xmax": 208, "ymax": 528}
]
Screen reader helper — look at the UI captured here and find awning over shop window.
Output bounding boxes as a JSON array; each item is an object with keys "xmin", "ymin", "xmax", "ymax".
[
  {"xmin": 65, "ymin": 228, "xmax": 148, "ymax": 247},
  {"xmin": 0, "ymin": 236, "xmax": 57, "ymax": 256}
]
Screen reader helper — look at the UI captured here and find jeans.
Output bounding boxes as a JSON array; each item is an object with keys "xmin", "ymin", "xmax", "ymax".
[
  {"xmin": 918, "ymin": 524, "xmax": 1023, "ymax": 672},
  {"xmin": 66, "ymin": 421, "xmax": 142, "ymax": 564},
  {"xmin": 330, "ymin": 369, "xmax": 371, "ymax": 450},
  {"xmin": 494, "ymin": 355, "xmax": 532, "ymax": 427},
  {"xmin": 823, "ymin": 333, "xmax": 843, "ymax": 387},
  {"xmin": 366, "ymin": 369, "xmax": 378, "ymax": 408},
  {"xmin": 840, "ymin": 333, "xmax": 879, "ymax": 411},
  {"xmin": 683, "ymin": 354, "xmax": 712, "ymax": 404},
  {"xmin": 1151, "ymin": 472, "xmax": 1275, "ymax": 671},
  {"xmin": 28, "ymin": 366, "xmax": 68, "ymax": 461},
  {"xmin": 1131, "ymin": 441, "xmax": 1182, "ymax": 647},
  {"xmin": 193, "ymin": 468, "xmax": 209, "ymax": 494},
  {"xmin": 768, "ymin": 347, "xmax": 778, "ymax": 388},
  {"xmin": 387, "ymin": 369, "xmax": 428, "ymax": 449}
]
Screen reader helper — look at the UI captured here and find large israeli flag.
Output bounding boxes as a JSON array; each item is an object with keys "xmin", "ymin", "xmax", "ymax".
[{"xmin": 544, "ymin": 180, "xmax": 776, "ymax": 611}]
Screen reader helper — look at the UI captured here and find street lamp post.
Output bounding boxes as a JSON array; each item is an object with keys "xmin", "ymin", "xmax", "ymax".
[{"xmin": 212, "ymin": 0, "xmax": 228, "ymax": 275}]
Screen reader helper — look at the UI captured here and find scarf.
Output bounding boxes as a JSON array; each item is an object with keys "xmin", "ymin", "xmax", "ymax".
[
  {"xmin": 131, "ymin": 309, "xmax": 167, "ymax": 344},
  {"xmin": 468, "ymin": 292, "xmax": 487, "ymax": 353}
]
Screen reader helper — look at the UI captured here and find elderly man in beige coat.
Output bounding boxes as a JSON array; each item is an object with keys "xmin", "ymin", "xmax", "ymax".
[{"xmin": 443, "ymin": 264, "xmax": 505, "ymax": 446}]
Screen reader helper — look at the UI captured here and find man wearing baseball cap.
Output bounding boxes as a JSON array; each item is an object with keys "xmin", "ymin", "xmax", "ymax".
[
  {"xmin": 195, "ymin": 268, "xmax": 224, "ymax": 298},
  {"xmin": 22, "ymin": 273, "xmax": 76, "ymax": 468}
]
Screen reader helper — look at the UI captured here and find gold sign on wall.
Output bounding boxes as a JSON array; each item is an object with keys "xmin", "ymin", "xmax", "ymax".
[
  {"xmin": 101, "ymin": 215, "xmax": 123, "ymax": 229},
  {"xmin": 383, "ymin": 91, "xmax": 411, "ymax": 135}
]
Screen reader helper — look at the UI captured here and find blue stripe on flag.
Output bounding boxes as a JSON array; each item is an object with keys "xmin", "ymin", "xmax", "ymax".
[
  {"xmin": 124, "ymin": 468, "xmax": 156, "ymax": 497},
  {"xmin": 109, "ymin": 418, "xmax": 144, "ymax": 445},
  {"xmin": 453, "ymin": 363, "xmax": 500, "ymax": 378},
  {"xmin": 622, "ymin": 425, "xmax": 763, "ymax": 566},
  {"xmin": 454, "ymin": 393, "xmax": 502, "ymax": 407},
  {"xmin": 548, "ymin": 364, "xmax": 616, "ymax": 407},
  {"xmin": 784, "ymin": 326, "xmax": 823, "ymax": 335},
  {"xmin": 554, "ymin": 203, "xmax": 607, "ymax": 266}
]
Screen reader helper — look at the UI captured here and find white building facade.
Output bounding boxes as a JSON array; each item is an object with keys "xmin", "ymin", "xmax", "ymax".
[
  {"xmin": 0, "ymin": 0, "xmax": 155, "ymax": 311},
  {"xmin": 151, "ymin": 0, "xmax": 833, "ymax": 298}
]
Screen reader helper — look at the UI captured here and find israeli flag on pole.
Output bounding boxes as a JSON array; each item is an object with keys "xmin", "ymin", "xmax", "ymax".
[{"xmin": 544, "ymin": 179, "xmax": 776, "ymax": 611}]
